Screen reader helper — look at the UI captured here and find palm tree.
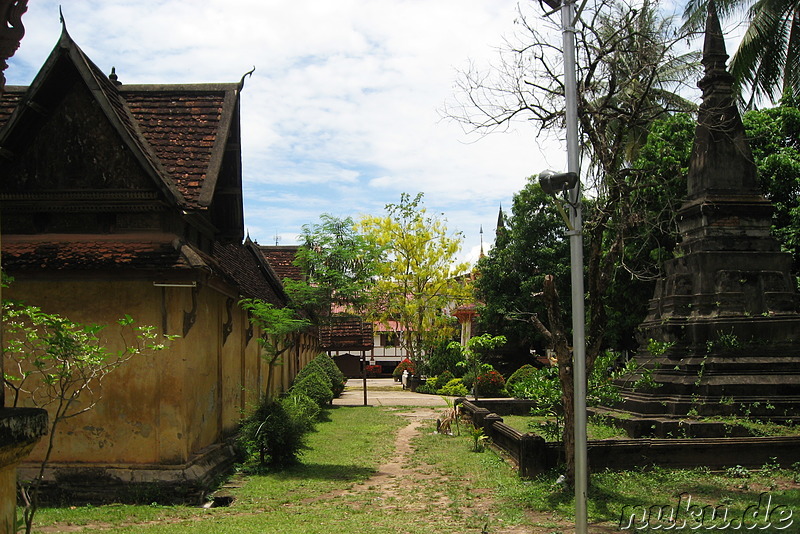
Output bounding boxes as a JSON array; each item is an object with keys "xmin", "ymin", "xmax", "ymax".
[{"xmin": 684, "ymin": 0, "xmax": 800, "ymax": 107}]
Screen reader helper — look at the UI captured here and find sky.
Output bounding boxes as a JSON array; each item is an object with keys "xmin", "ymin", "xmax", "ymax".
[{"xmin": 5, "ymin": 1, "xmax": 738, "ymax": 265}]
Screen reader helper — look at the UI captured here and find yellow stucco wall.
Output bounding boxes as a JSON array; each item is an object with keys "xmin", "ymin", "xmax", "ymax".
[{"xmin": 3, "ymin": 276, "xmax": 321, "ymax": 470}]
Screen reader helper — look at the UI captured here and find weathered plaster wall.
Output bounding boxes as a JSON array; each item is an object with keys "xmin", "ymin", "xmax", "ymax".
[
  {"xmin": 4, "ymin": 275, "xmax": 321, "ymax": 479},
  {"xmin": 180, "ymin": 284, "xmax": 223, "ymax": 456},
  {"xmin": 5, "ymin": 279, "xmax": 170, "ymax": 464}
]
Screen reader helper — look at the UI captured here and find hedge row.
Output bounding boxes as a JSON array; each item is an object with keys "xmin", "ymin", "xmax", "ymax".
[{"xmin": 237, "ymin": 353, "xmax": 347, "ymax": 470}]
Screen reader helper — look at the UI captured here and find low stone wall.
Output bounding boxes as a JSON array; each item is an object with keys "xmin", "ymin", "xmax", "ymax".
[
  {"xmin": 460, "ymin": 397, "xmax": 538, "ymax": 416},
  {"xmin": 458, "ymin": 399, "xmax": 558, "ymax": 476},
  {"xmin": 458, "ymin": 399, "xmax": 800, "ymax": 476}
]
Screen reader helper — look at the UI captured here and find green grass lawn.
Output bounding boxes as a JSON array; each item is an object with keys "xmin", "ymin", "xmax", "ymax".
[
  {"xmin": 415, "ymin": 427, "xmax": 800, "ymax": 531},
  {"xmin": 29, "ymin": 406, "xmax": 800, "ymax": 533},
  {"xmin": 31, "ymin": 406, "xmax": 406, "ymax": 533}
]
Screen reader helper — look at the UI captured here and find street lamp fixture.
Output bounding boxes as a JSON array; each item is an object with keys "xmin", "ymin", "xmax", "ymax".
[{"xmin": 538, "ymin": 170, "xmax": 579, "ymax": 195}]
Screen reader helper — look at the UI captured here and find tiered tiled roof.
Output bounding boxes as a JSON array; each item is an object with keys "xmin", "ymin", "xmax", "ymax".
[
  {"xmin": 213, "ymin": 240, "xmax": 285, "ymax": 306},
  {"xmin": 0, "ymin": 28, "xmax": 268, "ymax": 299},
  {"xmin": 1, "ymin": 235, "xmax": 208, "ymax": 272},
  {"xmin": 0, "ymin": 28, "xmax": 239, "ymax": 211},
  {"xmin": 319, "ymin": 315, "xmax": 374, "ymax": 351},
  {"xmin": 123, "ymin": 87, "xmax": 234, "ymax": 207},
  {"xmin": 259, "ymin": 245, "xmax": 303, "ymax": 281}
]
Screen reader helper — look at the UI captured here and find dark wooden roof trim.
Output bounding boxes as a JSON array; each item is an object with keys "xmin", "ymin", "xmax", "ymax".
[
  {"xmin": 0, "ymin": 29, "xmax": 187, "ymax": 209},
  {"xmin": 198, "ymin": 87, "xmax": 240, "ymax": 208},
  {"xmin": 65, "ymin": 33, "xmax": 188, "ymax": 209}
]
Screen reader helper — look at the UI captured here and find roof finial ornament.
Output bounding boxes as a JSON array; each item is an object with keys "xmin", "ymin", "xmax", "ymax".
[
  {"xmin": 479, "ymin": 225, "xmax": 485, "ymax": 259},
  {"xmin": 108, "ymin": 66, "xmax": 121, "ymax": 86},
  {"xmin": 0, "ymin": 0, "xmax": 29, "ymax": 90},
  {"xmin": 238, "ymin": 66, "xmax": 255, "ymax": 91},
  {"xmin": 58, "ymin": 5, "xmax": 73, "ymax": 42}
]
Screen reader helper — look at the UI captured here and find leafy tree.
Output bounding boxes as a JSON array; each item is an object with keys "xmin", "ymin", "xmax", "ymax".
[
  {"xmin": 3, "ymin": 299, "xmax": 171, "ymax": 534},
  {"xmin": 683, "ymin": 0, "xmax": 800, "ymax": 106},
  {"xmin": 446, "ymin": 0, "xmax": 699, "ymax": 361},
  {"xmin": 601, "ymin": 112, "xmax": 696, "ymax": 349},
  {"xmin": 284, "ymin": 214, "xmax": 382, "ymax": 317},
  {"xmin": 630, "ymin": 101, "xmax": 800, "ymax": 277},
  {"xmin": 446, "ymin": 0, "xmax": 700, "ymax": 484},
  {"xmin": 743, "ymin": 97, "xmax": 800, "ymax": 271},
  {"xmin": 475, "ymin": 178, "xmax": 570, "ymax": 360},
  {"xmin": 425, "ymin": 338, "xmax": 466, "ymax": 377},
  {"xmin": 239, "ymin": 298, "xmax": 311, "ymax": 399},
  {"xmin": 359, "ymin": 193, "xmax": 471, "ymax": 370}
]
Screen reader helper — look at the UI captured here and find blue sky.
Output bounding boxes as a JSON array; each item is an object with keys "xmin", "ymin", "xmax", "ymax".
[
  {"xmin": 7, "ymin": 1, "xmax": 734, "ymax": 264},
  {"xmin": 6, "ymin": 0, "xmax": 548, "ymax": 263}
]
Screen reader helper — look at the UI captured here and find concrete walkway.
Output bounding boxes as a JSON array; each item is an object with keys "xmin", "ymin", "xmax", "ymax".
[{"xmin": 333, "ymin": 377, "xmax": 455, "ymax": 407}]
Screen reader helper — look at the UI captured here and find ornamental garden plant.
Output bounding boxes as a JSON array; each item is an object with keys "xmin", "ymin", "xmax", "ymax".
[
  {"xmin": 237, "ymin": 353, "xmax": 347, "ymax": 471},
  {"xmin": 392, "ymin": 358, "xmax": 415, "ymax": 381}
]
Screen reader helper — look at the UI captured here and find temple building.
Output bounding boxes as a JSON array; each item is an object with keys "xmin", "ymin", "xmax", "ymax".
[{"xmin": 0, "ymin": 27, "xmax": 319, "ymax": 500}]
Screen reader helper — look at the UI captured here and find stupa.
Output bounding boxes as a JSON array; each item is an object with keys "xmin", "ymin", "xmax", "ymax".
[{"xmin": 611, "ymin": 1, "xmax": 800, "ymax": 435}]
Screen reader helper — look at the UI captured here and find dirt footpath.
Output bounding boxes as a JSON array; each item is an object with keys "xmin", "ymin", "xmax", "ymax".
[{"xmin": 333, "ymin": 380, "xmax": 617, "ymax": 533}]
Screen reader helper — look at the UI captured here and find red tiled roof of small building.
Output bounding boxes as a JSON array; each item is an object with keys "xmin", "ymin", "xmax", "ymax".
[{"xmin": 319, "ymin": 315, "xmax": 374, "ymax": 351}]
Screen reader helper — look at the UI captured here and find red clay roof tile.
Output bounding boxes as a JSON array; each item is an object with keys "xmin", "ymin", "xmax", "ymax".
[{"xmin": 259, "ymin": 245, "xmax": 304, "ymax": 281}]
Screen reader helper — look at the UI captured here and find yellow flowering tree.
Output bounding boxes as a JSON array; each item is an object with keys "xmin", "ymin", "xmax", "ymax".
[{"xmin": 359, "ymin": 193, "xmax": 472, "ymax": 372}]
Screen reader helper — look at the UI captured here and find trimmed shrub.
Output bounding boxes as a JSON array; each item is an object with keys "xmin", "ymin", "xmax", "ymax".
[
  {"xmin": 438, "ymin": 378, "xmax": 469, "ymax": 397},
  {"xmin": 295, "ymin": 359, "xmax": 327, "ymax": 383},
  {"xmin": 292, "ymin": 370, "xmax": 334, "ymax": 407},
  {"xmin": 392, "ymin": 358, "xmax": 415, "ymax": 381},
  {"xmin": 426, "ymin": 339, "xmax": 466, "ymax": 376},
  {"xmin": 312, "ymin": 353, "xmax": 347, "ymax": 397},
  {"xmin": 279, "ymin": 392, "xmax": 320, "ymax": 431},
  {"xmin": 461, "ymin": 369, "xmax": 476, "ymax": 392},
  {"xmin": 238, "ymin": 398, "xmax": 307, "ymax": 468},
  {"xmin": 432, "ymin": 370, "xmax": 454, "ymax": 391},
  {"xmin": 475, "ymin": 369, "xmax": 507, "ymax": 397},
  {"xmin": 506, "ymin": 364, "xmax": 538, "ymax": 392},
  {"xmin": 415, "ymin": 381, "xmax": 438, "ymax": 394}
]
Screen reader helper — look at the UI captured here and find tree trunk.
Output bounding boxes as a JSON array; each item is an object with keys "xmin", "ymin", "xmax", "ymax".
[{"xmin": 542, "ymin": 274, "xmax": 575, "ymax": 485}]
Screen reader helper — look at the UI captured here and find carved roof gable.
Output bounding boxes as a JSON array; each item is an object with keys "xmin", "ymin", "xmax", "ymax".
[{"xmin": 0, "ymin": 27, "xmax": 243, "ymax": 222}]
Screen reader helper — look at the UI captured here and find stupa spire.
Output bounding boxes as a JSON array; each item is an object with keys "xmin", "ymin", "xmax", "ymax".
[{"xmin": 686, "ymin": 0, "xmax": 760, "ymax": 199}]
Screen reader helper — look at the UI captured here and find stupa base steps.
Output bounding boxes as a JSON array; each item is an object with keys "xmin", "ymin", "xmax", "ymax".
[
  {"xmin": 602, "ymin": 349, "xmax": 800, "ymax": 437},
  {"xmin": 588, "ymin": 404, "xmax": 797, "ymax": 439}
]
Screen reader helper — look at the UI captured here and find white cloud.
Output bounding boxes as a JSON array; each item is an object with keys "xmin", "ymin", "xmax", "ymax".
[{"xmin": 6, "ymin": 0, "xmax": 604, "ymax": 251}]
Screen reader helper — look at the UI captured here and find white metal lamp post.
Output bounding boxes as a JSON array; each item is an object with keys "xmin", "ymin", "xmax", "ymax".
[{"xmin": 539, "ymin": 0, "xmax": 588, "ymax": 531}]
